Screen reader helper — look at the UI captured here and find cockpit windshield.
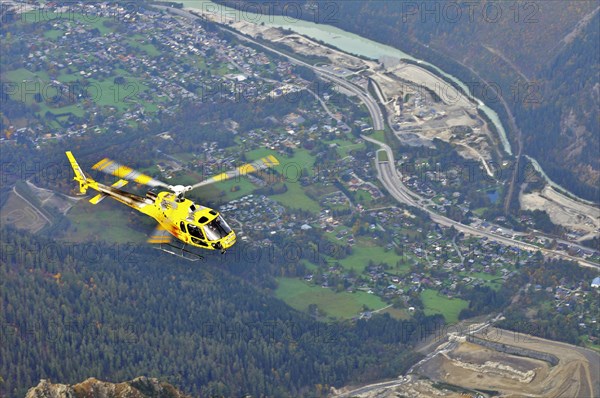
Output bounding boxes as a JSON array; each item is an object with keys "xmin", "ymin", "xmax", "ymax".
[{"xmin": 203, "ymin": 215, "xmax": 232, "ymax": 241}]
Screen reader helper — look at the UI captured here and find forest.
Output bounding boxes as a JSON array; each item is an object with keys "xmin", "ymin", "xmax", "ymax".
[{"xmin": 0, "ymin": 227, "xmax": 443, "ymax": 397}]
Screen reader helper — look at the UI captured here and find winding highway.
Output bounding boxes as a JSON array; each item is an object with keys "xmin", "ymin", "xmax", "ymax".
[
  {"xmin": 161, "ymin": 6, "xmax": 384, "ymax": 129},
  {"xmin": 362, "ymin": 135, "xmax": 600, "ymax": 270},
  {"xmin": 165, "ymin": 5, "xmax": 599, "ymax": 270}
]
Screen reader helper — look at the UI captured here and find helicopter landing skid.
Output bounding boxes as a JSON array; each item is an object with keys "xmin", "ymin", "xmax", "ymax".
[{"xmin": 154, "ymin": 241, "xmax": 205, "ymax": 262}]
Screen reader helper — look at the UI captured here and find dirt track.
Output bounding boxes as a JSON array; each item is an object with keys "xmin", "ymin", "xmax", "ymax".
[
  {"xmin": 335, "ymin": 327, "xmax": 600, "ymax": 397},
  {"xmin": 521, "ymin": 185, "xmax": 600, "ymax": 240}
]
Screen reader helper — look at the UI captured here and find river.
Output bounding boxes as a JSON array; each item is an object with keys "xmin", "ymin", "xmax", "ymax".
[
  {"xmin": 524, "ymin": 155, "xmax": 598, "ymax": 205},
  {"xmin": 178, "ymin": 1, "xmax": 600, "ymax": 204},
  {"xmin": 180, "ymin": 0, "xmax": 512, "ymax": 155}
]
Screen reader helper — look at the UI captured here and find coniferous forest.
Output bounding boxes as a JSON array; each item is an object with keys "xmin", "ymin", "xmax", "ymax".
[{"xmin": 1, "ymin": 228, "xmax": 441, "ymax": 397}]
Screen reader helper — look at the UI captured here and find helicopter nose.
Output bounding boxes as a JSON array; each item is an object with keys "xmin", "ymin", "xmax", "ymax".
[{"xmin": 223, "ymin": 232, "xmax": 236, "ymax": 248}]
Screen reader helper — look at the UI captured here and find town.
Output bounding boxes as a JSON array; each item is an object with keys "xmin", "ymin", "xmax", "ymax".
[{"xmin": 1, "ymin": 1, "xmax": 599, "ymax": 347}]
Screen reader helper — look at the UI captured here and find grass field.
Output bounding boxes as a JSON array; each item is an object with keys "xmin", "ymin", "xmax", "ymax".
[
  {"xmin": 275, "ymin": 148, "xmax": 318, "ymax": 180},
  {"xmin": 20, "ymin": 11, "xmax": 113, "ymax": 35},
  {"xmin": 57, "ymin": 71, "xmax": 80, "ymax": 83},
  {"xmin": 2, "ymin": 66, "xmax": 152, "ymax": 117},
  {"xmin": 379, "ymin": 306, "xmax": 411, "ymax": 320},
  {"xmin": 582, "ymin": 335, "xmax": 600, "ymax": 353},
  {"xmin": 336, "ymin": 141, "xmax": 365, "ymax": 158},
  {"xmin": 271, "ymin": 182, "xmax": 321, "ymax": 213},
  {"xmin": 245, "ymin": 147, "xmax": 316, "ymax": 177},
  {"xmin": 370, "ymin": 130, "xmax": 386, "ymax": 143},
  {"xmin": 275, "ymin": 277, "xmax": 387, "ymax": 319},
  {"xmin": 337, "ymin": 238, "xmax": 409, "ymax": 273},
  {"xmin": 190, "ymin": 177, "xmax": 258, "ymax": 203},
  {"xmin": 69, "ymin": 13, "xmax": 113, "ymax": 35},
  {"xmin": 244, "ymin": 148, "xmax": 322, "ymax": 213},
  {"xmin": 161, "ymin": 170, "xmax": 229, "ymax": 203},
  {"xmin": 354, "ymin": 189, "xmax": 374, "ymax": 204},
  {"xmin": 44, "ymin": 29, "xmax": 63, "ymax": 40},
  {"xmin": 3, "ymin": 68, "xmax": 50, "ymax": 84},
  {"xmin": 304, "ymin": 183, "xmax": 338, "ymax": 198},
  {"xmin": 321, "ymin": 137, "xmax": 365, "ymax": 159},
  {"xmin": 44, "ymin": 104, "xmax": 84, "ymax": 118},
  {"xmin": 420, "ymin": 288, "xmax": 468, "ymax": 324},
  {"xmin": 468, "ymin": 271, "xmax": 503, "ymax": 290},
  {"xmin": 472, "ymin": 207, "xmax": 486, "ymax": 216},
  {"xmin": 91, "ymin": 78, "xmax": 150, "ymax": 111},
  {"xmin": 244, "ymin": 147, "xmax": 275, "ymax": 162},
  {"xmin": 126, "ymin": 35, "xmax": 160, "ymax": 57}
]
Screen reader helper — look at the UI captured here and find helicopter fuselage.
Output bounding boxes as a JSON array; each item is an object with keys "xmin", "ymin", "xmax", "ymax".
[
  {"xmin": 67, "ymin": 156, "xmax": 236, "ymax": 251},
  {"xmin": 147, "ymin": 191, "xmax": 236, "ymax": 251}
]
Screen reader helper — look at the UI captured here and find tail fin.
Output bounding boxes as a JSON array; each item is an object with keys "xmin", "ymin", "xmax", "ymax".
[{"xmin": 66, "ymin": 151, "xmax": 90, "ymax": 194}]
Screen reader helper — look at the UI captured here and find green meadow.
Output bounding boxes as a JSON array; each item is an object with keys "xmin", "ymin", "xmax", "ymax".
[
  {"xmin": 275, "ymin": 277, "xmax": 387, "ymax": 320},
  {"xmin": 420, "ymin": 288, "xmax": 468, "ymax": 324}
]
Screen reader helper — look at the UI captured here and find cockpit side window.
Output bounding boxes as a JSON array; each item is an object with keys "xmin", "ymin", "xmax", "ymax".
[
  {"xmin": 180, "ymin": 222, "xmax": 187, "ymax": 233},
  {"xmin": 187, "ymin": 224, "xmax": 204, "ymax": 240}
]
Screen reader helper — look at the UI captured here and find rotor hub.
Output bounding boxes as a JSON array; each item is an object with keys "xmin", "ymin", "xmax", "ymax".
[{"xmin": 169, "ymin": 185, "xmax": 192, "ymax": 201}]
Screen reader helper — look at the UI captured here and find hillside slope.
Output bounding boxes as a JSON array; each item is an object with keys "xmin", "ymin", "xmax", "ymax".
[
  {"xmin": 1, "ymin": 229, "xmax": 436, "ymax": 397},
  {"xmin": 215, "ymin": 0, "xmax": 599, "ymax": 200}
]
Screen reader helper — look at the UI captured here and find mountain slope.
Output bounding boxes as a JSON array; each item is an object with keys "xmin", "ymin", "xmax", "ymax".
[
  {"xmin": 214, "ymin": 0, "xmax": 599, "ymax": 200},
  {"xmin": 517, "ymin": 10, "xmax": 600, "ymax": 196},
  {"xmin": 1, "ymin": 229, "xmax": 437, "ymax": 397}
]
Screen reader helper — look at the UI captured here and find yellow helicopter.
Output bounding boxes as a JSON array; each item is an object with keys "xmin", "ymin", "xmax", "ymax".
[{"xmin": 66, "ymin": 151, "xmax": 279, "ymax": 260}]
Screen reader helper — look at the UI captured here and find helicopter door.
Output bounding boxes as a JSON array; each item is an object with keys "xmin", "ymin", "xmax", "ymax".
[{"xmin": 187, "ymin": 223, "xmax": 208, "ymax": 247}]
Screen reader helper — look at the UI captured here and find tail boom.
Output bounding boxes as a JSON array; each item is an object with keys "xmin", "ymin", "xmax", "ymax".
[
  {"xmin": 66, "ymin": 151, "xmax": 149, "ymax": 211},
  {"xmin": 66, "ymin": 151, "xmax": 92, "ymax": 194}
]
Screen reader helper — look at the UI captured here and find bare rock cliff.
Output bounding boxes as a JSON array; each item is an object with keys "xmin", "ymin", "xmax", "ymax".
[{"xmin": 25, "ymin": 377, "xmax": 190, "ymax": 398}]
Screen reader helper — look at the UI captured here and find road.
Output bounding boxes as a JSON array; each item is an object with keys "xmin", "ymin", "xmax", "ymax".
[
  {"xmin": 12, "ymin": 186, "xmax": 52, "ymax": 230},
  {"xmin": 362, "ymin": 135, "xmax": 600, "ymax": 270},
  {"xmin": 337, "ymin": 321, "xmax": 600, "ymax": 397},
  {"xmin": 161, "ymin": 6, "xmax": 386, "ymax": 131},
  {"xmin": 164, "ymin": 5, "xmax": 598, "ymax": 270},
  {"xmin": 335, "ymin": 378, "xmax": 408, "ymax": 398}
]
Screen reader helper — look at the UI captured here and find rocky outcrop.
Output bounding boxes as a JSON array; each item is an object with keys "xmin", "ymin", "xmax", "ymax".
[{"xmin": 25, "ymin": 377, "xmax": 190, "ymax": 398}]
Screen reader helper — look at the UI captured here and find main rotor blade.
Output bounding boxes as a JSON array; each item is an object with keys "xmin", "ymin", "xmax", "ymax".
[
  {"xmin": 92, "ymin": 158, "xmax": 169, "ymax": 188},
  {"xmin": 190, "ymin": 155, "xmax": 279, "ymax": 190}
]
